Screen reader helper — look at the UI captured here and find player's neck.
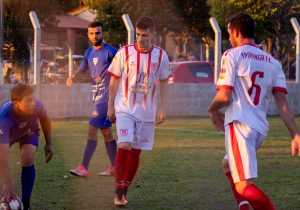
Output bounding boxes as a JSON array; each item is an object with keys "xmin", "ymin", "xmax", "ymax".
[
  {"xmin": 13, "ymin": 107, "xmax": 28, "ymax": 117},
  {"xmin": 93, "ymin": 43, "xmax": 104, "ymax": 51},
  {"xmin": 238, "ymin": 38, "xmax": 255, "ymax": 47},
  {"xmin": 135, "ymin": 43, "xmax": 153, "ymax": 53}
]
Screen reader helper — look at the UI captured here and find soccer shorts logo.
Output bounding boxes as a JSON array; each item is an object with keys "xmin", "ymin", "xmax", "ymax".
[
  {"xmin": 91, "ymin": 111, "xmax": 98, "ymax": 118},
  {"xmin": 120, "ymin": 128, "xmax": 128, "ymax": 136},
  {"xmin": 18, "ymin": 122, "xmax": 27, "ymax": 129}
]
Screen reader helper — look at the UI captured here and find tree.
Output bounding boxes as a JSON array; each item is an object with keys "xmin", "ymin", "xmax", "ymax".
[
  {"xmin": 207, "ymin": 0, "xmax": 300, "ymax": 77},
  {"xmin": 3, "ymin": 0, "xmax": 65, "ymax": 81},
  {"xmin": 83, "ymin": 0, "xmax": 212, "ymax": 59}
]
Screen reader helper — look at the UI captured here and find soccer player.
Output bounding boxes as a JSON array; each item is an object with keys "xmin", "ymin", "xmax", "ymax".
[
  {"xmin": 0, "ymin": 83, "xmax": 53, "ymax": 210},
  {"xmin": 67, "ymin": 21, "xmax": 117, "ymax": 177},
  {"xmin": 208, "ymin": 13, "xmax": 300, "ymax": 210},
  {"xmin": 107, "ymin": 16, "xmax": 170, "ymax": 206}
]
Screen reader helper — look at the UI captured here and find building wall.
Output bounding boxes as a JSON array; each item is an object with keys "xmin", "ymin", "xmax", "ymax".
[{"xmin": 0, "ymin": 83, "xmax": 299, "ymax": 118}]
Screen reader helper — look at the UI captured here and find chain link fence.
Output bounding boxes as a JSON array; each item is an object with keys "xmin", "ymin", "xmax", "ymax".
[
  {"xmin": 1, "ymin": 25, "xmax": 297, "ymax": 84},
  {"xmin": 2, "ymin": 29, "xmax": 33, "ymax": 84},
  {"xmin": 1, "ymin": 28, "xmax": 128, "ymax": 84}
]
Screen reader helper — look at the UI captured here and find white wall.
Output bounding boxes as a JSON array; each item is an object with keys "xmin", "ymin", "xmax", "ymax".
[{"xmin": 0, "ymin": 83, "xmax": 299, "ymax": 118}]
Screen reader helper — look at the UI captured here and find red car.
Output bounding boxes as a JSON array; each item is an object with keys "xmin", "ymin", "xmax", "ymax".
[{"xmin": 168, "ymin": 61, "xmax": 214, "ymax": 83}]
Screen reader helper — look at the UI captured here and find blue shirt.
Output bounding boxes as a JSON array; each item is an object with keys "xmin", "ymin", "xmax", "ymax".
[
  {"xmin": 0, "ymin": 99, "xmax": 47, "ymax": 145},
  {"xmin": 78, "ymin": 43, "xmax": 117, "ymax": 105}
]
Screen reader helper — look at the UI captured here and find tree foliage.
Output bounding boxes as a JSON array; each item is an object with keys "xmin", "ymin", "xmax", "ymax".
[
  {"xmin": 83, "ymin": 0, "xmax": 211, "ymax": 57},
  {"xmin": 207, "ymin": 0, "xmax": 300, "ymax": 35},
  {"xmin": 4, "ymin": 0, "xmax": 64, "ymax": 29}
]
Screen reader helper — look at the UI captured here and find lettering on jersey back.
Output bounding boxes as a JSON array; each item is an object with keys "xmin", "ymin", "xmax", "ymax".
[{"xmin": 241, "ymin": 52, "xmax": 272, "ymax": 63}]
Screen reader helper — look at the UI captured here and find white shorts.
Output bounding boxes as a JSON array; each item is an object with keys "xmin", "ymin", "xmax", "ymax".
[
  {"xmin": 116, "ymin": 114, "xmax": 155, "ymax": 150},
  {"xmin": 224, "ymin": 121, "xmax": 265, "ymax": 183}
]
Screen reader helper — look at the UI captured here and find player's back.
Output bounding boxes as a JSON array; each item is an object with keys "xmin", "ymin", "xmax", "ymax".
[{"xmin": 222, "ymin": 44, "xmax": 287, "ymax": 135}]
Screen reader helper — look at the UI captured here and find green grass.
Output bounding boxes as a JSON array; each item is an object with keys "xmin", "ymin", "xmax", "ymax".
[{"xmin": 2, "ymin": 117, "xmax": 300, "ymax": 210}]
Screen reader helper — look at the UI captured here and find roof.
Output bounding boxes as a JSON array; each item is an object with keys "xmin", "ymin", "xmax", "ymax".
[
  {"xmin": 55, "ymin": 15, "xmax": 90, "ymax": 29},
  {"xmin": 67, "ymin": 6, "xmax": 94, "ymax": 16}
]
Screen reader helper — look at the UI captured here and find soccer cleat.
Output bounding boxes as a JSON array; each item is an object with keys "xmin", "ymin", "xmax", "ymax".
[
  {"xmin": 98, "ymin": 166, "xmax": 115, "ymax": 176},
  {"xmin": 69, "ymin": 165, "xmax": 89, "ymax": 177},
  {"xmin": 114, "ymin": 195, "xmax": 127, "ymax": 206}
]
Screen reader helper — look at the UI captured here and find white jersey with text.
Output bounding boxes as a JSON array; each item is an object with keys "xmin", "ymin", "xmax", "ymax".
[
  {"xmin": 107, "ymin": 44, "xmax": 170, "ymax": 122},
  {"xmin": 217, "ymin": 44, "xmax": 287, "ymax": 136}
]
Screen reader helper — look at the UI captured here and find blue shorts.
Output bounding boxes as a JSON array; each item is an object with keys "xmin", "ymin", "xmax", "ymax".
[
  {"xmin": 18, "ymin": 133, "xmax": 39, "ymax": 148},
  {"xmin": 89, "ymin": 103, "xmax": 112, "ymax": 129}
]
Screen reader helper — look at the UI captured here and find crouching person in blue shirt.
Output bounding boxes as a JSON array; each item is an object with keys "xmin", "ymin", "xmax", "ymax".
[{"xmin": 0, "ymin": 83, "xmax": 53, "ymax": 210}]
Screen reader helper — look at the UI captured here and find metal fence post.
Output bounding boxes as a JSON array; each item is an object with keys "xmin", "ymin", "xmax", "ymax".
[
  {"xmin": 209, "ymin": 17, "xmax": 222, "ymax": 84},
  {"xmin": 66, "ymin": 43, "xmax": 73, "ymax": 78},
  {"xmin": 122, "ymin": 14, "xmax": 134, "ymax": 45},
  {"xmin": 291, "ymin": 18, "xmax": 300, "ymax": 84},
  {"xmin": 29, "ymin": 11, "xmax": 41, "ymax": 97}
]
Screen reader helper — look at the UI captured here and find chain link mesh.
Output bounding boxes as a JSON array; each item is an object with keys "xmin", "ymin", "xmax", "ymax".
[{"xmin": 1, "ymin": 27, "xmax": 297, "ymax": 83}]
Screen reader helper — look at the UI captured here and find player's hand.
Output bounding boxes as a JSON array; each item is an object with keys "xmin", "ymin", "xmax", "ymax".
[
  {"xmin": 107, "ymin": 105, "xmax": 116, "ymax": 123},
  {"xmin": 1, "ymin": 184, "xmax": 16, "ymax": 202},
  {"xmin": 66, "ymin": 77, "xmax": 73, "ymax": 87},
  {"xmin": 94, "ymin": 77, "xmax": 103, "ymax": 83},
  {"xmin": 155, "ymin": 110, "xmax": 166, "ymax": 124},
  {"xmin": 208, "ymin": 110, "xmax": 225, "ymax": 132},
  {"xmin": 291, "ymin": 134, "xmax": 300, "ymax": 156},
  {"xmin": 44, "ymin": 144, "xmax": 53, "ymax": 163}
]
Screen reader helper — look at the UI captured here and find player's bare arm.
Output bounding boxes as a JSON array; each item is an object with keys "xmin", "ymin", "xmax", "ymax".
[
  {"xmin": 40, "ymin": 114, "xmax": 53, "ymax": 163},
  {"xmin": 0, "ymin": 143, "xmax": 16, "ymax": 202},
  {"xmin": 207, "ymin": 88, "xmax": 232, "ymax": 131},
  {"xmin": 273, "ymin": 91, "xmax": 300, "ymax": 156},
  {"xmin": 107, "ymin": 76, "xmax": 120, "ymax": 123},
  {"xmin": 156, "ymin": 79, "xmax": 169, "ymax": 124}
]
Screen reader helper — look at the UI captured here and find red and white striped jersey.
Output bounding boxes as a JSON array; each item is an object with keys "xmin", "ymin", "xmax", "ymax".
[
  {"xmin": 217, "ymin": 44, "xmax": 287, "ymax": 135},
  {"xmin": 107, "ymin": 43, "xmax": 170, "ymax": 122}
]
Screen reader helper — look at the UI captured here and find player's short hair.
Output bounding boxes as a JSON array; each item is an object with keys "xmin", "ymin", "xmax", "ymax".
[
  {"xmin": 10, "ymin": 83, "xmax": 34, "ymax": 102},
  {"xmin": 88, "ymin": 21, "xmax": 103, "ymax": 30},
  {"xmin": 227, "ymin": 13, "xmax": 254, "ymax": 39},
  {"xmin": 136, "ymin": 16, "xmax": 155, "ymax": 32}
]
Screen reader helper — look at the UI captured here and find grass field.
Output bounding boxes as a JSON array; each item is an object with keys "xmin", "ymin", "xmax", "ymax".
[{"xmin": 2, "ymin": 117, "xmax": 300, "ymax": 210}]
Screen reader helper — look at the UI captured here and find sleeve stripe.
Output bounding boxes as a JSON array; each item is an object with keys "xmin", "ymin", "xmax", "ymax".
[
  {"xmin": 107, "ymin": 71, "xmax": 121, "ymax": 78},
  {"xmin": 272, "ymin": 87, "xmax": 288, "ymax": 94},
  {"xmin": 216, "ymin": 85, "xmax": 234, "ymax": 91}
]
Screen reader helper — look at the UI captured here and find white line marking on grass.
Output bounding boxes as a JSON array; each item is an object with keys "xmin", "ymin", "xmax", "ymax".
[
  {"xmin": 51, "ymin": 127, "xmax": 289, "ymax": 140},
  {"xmin": 156, "ymin": 127, "xmax": 224, "ymax": 135}
]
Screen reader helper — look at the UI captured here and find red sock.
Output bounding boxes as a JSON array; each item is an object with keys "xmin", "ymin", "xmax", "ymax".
[
  {"xmin": 242, "ymin": 184, "xmax": 276, "ymax": 210},
  {"xmin": 115, "ymin": 148, "xmax": 130, "ymax": 190},
  {"xmin": 124, "ymin": 149, "xmax": 141, "ymax": 188},
  {"xmin": 225, "ymin": 172, "xmax": 249, "ymax": 210}
]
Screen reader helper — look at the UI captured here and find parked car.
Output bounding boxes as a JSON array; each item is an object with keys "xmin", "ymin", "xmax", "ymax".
[{"xmin": 168, "ymin": 61, "xmax": 214, "ymax": 83}]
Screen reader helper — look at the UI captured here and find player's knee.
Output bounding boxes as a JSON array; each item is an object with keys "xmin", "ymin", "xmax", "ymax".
[
  {"xmin": 21, "ymin": 153, "xmax": 35, "ymax": 167},
  {"xmin": 118, "ymin": 142, "xmax": 132, "ymax": 150},
  {"xmin": 235, "ymin": 183, "xmax": 246, "ymax": 194},
  {"xmin": 235, "ymin": 179, "xmax": 254, "ymax": 194},
  {"xmin": 101, "ymin": 128, "xmax": 113, "ymax": 142},
  {"xmin": 88, "ymin": 126, "xmax": 98, "ymax": 139}
]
